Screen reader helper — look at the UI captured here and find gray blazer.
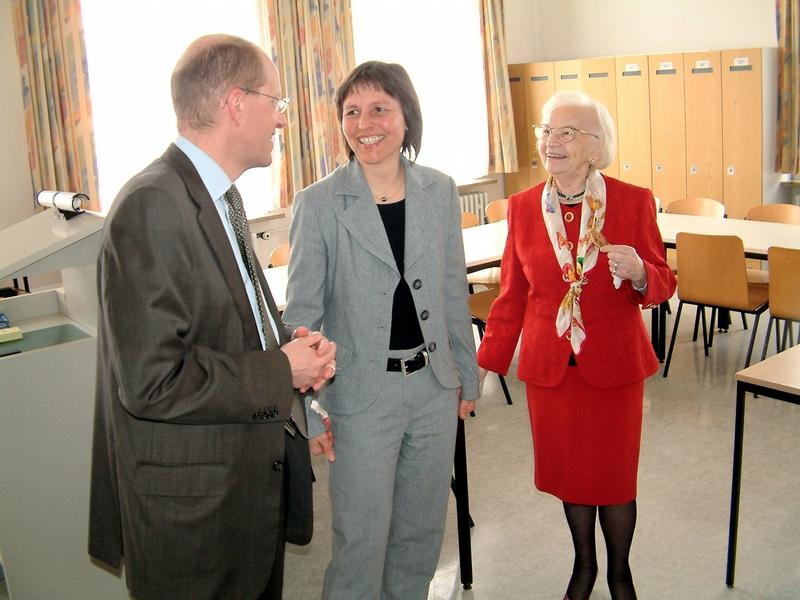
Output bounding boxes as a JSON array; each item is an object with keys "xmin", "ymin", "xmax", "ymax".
[
  {"xmin": 283, "ymin": 157, "xmax": 479, "ymax": 437},
  {"xmin": 89, "ymin": 144, "xmax": 312, "ymax": 599}
]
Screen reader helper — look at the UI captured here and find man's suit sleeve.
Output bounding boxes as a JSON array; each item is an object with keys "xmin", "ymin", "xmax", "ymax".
[{"xmin": 100, "ymin": 186, "xmax": 294, "ymax": 424}]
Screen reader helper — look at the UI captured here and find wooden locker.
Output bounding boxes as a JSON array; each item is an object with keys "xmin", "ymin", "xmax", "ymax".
[
  {"xmin": 581, "ymin": 57, "xmax": 619, "ymax": 178},
  {"xmin": 615, "ymin": 56, "xmax": 651, "ymax": 189},
  {"xmin": 554, "ymin": 59, "xmax": 582, "ymax": 92},
  {"xmin": 684, "ymin": 51, "xmax": 723, "ymax": 202},
  {"xmin": 504, "ymin": 63, "xmax": 531, "ymax": 195},
  {"xmin": 524, "ymin": 62, "xmax": 555, "ymax": 188},
  {"xmin": 721, "ymin": 48, "xmax": 762, "ymax": 218},
  {"xmin": 649, "ymin": 53, "xmax": 687, "ymax": 208}
]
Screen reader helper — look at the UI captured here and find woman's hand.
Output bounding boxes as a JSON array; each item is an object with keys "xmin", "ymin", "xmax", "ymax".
[{"xmin": 600, "ymin": 244, "xmax": 646, "ymax": 289}]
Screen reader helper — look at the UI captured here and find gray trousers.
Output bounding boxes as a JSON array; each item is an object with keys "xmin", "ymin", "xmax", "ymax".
[{"xmin": 322, "ymin": 350, "xmax": 459, "ymax": 600}]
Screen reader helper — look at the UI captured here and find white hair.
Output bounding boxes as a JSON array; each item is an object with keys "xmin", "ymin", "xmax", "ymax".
[{"xmin": 541, "ymin": 91, "xmax": 616, "ymax": 170}]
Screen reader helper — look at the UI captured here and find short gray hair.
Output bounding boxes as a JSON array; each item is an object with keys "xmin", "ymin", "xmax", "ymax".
[
  {"xmin": 171, "ymin": 34, "xmax": 267, "ymax": 131},
  {"xmin": 541, "ymin": 91, "xmax": 616, "ymax": 170}
]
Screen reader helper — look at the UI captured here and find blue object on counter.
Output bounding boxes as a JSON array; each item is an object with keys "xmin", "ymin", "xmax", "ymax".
[{"xmin": 0, "ymin": 313, "xmax": 9, "ymax": 329}]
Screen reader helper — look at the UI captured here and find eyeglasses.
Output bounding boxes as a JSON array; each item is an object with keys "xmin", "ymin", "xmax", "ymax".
[
  {"xmin": 533, "ymin": 124, "xmax": 599, "ymax": 143},
  {"xmin": 240, "ymin": 88, "xmax": 290, "ymax": 113}
]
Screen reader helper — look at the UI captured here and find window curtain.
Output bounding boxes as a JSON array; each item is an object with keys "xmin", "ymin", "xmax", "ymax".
[
  {"xmin": 480, "ymin": 0, "xmax": 517, "ymax": 174},
  {"xmin": 776, "ymin": 0, "xmax": 799, "ymax": 175},
  {"xmin": 263, "ymin": 0, "xmax": 354, "ymax": 206},
  {"xmin": 11, "ymin": 0, "xmax": 99, "ymax": 210}
]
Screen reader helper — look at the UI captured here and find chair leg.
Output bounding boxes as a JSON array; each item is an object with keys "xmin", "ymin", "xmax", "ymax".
[
  {"xmin": 704, "ymin": 306, "xmax": 712, "ymax": 355},
  {"xmin": 740, "ymin": 312, "xmax": 748, "ymax": 330},
  {"xmin": 663, "ymin": 301, "xmax": 684, "ymax": 377},
  {"xmin": 744, "ymin": 312, "xmax": 762, "ymax": 368},
  {"xmin": 692, "ymin": 308, "xmax": 702, "ymax": 342},
  {"xmin": 498, "ymin": 374, "xmax": 513, "ymax": 405},
  {"xmin": 760, "ymin": 317, "xmax": 774, "ymax": 361}
]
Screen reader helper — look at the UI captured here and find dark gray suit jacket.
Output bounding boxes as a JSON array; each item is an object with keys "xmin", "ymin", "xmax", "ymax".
[{"xmin": 89, "ymin": 144, "xmax": 312, "ymax": 599}]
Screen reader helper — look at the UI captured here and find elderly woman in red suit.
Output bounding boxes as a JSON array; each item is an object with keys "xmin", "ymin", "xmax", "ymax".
[{"xmin": 478, "ymin": 91, "xmax": 676, "ymax": 600}]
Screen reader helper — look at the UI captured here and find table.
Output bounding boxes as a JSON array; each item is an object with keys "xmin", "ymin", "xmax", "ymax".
[
  {"xmin": 263, "ymin": 220, "xmax": 511, "ymax": 311},
  {"xmin": 656, "ymin": 213, "xmax": 800, "ymax": 260},
  {"xmin": 651, "ymin": 214, "xmax": 800, "ymax": 360},
  {"xmin": 726, "ymin": 344, "xmax": 800, "ymax": 586}
]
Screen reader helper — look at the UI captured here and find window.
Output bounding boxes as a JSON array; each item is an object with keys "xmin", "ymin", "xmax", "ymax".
[
  {"xmin": 82, "ymin": 1, "xmax": 278, "ymax": 216},
  {"xmin": 351, "ymin": 0, "xmax": 488, "ymax": 183}
]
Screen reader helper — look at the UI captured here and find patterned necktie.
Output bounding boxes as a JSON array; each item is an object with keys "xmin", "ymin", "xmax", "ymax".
[
  {"xmin": 224, "ymin": 185, "xmax": 306, "ymax": 438},
  {"xmin": 224, "ymin": 184, "xmax": 279, "ymax": 351}
]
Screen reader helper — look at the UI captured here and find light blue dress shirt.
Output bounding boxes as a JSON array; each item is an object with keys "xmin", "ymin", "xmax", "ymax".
[{"xmin": 174, "ymin": 135, "xmax": 279, "ymax": 349}]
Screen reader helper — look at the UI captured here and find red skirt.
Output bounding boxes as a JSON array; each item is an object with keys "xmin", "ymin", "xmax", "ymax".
[{"xmin": 526, "ymin": 368, "xmax": 644, "ymax": 505}]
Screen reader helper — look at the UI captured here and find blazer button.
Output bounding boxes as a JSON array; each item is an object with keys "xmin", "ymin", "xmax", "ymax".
[
  {"xmin": 419, "ymin": 310, "xmax": 429, "ymax": 321},
  {"xmin": 252, "ymin": 410, "xmax": 263, "ymax": 421},
  {"xmin": 412, "ymin": 279, "xmax": 422, "ymax": 290},
  {"xmin": 273, "ymin": 461, "xmax": 284, "ymax": 471},
  {"xmin": 428, "ymin": 342, "xmax": 437, "ymax": 352}
]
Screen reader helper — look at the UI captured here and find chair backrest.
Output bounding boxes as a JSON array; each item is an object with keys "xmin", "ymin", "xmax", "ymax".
[
  {"xmin": 269, "ymin": 242, "xmax": 291, "ymax": 267},
  {"xmin": 666, "ymin": 197, "xmax": 725, "ymax": 218},
  {"xmin": 461, "ymin": 212, "xmax": 480, "ymax": 229},
  {"xmin": 767, "ymin": 246, "xmax": 800, "ymax": 321},
  {"xmin": 485, "ymin": 198, "xmax": 509, "ymax": 223},
  {"xmin": 745, "ymin": 203, "xmax": 800, "ymax": 225},
  {"xmin": 675, "ymin": 233, "xmax": 750, "ymax": 309}
]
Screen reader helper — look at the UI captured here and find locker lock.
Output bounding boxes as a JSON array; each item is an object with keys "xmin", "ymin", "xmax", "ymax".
[
  {"xmin": 531, "ymin": 158, "xmax": 539, "ymax": 169},
  {"xmin": 690, "ymin": 165, "xmax": 698, "ymax": 175},
  {"xmin": 623, "ymin": 162, "xmax": 631, "ymax": 171},
  {"xmin": 655, "ymin": 163, "xmax": 663, "ymax": 173},
  {"xmin": 726, "ymin": 166, "xmax": 736, "ymax": 175}
]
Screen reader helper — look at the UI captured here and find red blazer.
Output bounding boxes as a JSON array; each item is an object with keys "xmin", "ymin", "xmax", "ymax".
[{"xmin": 477, "ymin": 176, "xmax": 676, "ymax": 389}]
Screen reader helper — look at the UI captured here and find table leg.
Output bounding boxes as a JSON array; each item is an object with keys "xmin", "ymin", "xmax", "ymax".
[
  {"xmin": 726, "ymin": 382, "xmax": 747, "ymax": 587},
  {"xmin": 452, "ymin": 418, "xmax": 473, "ymax": 589}
]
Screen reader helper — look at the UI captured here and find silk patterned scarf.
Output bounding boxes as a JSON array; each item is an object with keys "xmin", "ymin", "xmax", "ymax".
[{"xmin": 541, "ymin": 168, "xmax": 607, "ymax": 354}]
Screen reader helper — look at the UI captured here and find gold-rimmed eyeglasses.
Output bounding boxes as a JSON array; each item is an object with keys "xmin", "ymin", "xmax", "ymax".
[
  {"xmin": 240, "ymin": 87, "xmax": 290, "ymax": 113},
  {"xmin": 533, "ymin": 124, "xmax": 599, "ymax": 143}
]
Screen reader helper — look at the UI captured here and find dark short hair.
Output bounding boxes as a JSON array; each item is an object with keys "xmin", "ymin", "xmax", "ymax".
[
  {"xmin": 172, "ymin": 35, "xmax": 267, "ymax": 131},
  {"xmin": 335, "ymin": 61, "xmax": 423, "ymax": 161}
]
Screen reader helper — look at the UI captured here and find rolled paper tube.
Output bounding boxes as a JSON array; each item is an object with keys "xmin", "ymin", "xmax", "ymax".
[{"xmin": 36, "ymin": 190, "xmax": 88, "ymax": 213}]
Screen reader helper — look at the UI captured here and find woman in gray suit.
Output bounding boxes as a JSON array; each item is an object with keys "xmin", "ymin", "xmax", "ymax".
[{"xmin": 282, "ymin": 61, "xmax": 480, "ymax": 600}]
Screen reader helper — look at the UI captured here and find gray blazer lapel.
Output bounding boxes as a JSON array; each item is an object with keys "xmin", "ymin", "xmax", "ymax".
[
  {"xmin": 335, "ymin": 160, "xmax": 398, "ymax": 273},
  {"xmin": 403, "ymin": 158, "xmax": 436, "ymax": 272},
  {"xmin": 162, "ymin": 145, "xmax": 264, "ymax": 349}
]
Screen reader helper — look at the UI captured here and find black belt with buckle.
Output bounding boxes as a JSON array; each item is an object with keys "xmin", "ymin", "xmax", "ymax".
[{"xmin": 386, "ymin": 349, "xmax": 429, "ymax": 376}]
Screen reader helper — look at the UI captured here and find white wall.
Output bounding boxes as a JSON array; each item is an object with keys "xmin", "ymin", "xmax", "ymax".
[
  {"xmin": 0, "ymin": 1, "xmax": 35, "ymax": 231},
  {"xmin": 505, "ymin": 0, "xmax": 777, "ymax": 64}
]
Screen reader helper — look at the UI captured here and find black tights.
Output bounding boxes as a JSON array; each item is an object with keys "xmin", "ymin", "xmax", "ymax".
[{"xmin": 563, "ymin": 500, "xmax": 638, "ymax": 600}]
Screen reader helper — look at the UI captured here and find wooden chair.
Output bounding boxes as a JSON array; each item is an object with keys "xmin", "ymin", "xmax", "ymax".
[
  {"xmin": 269, "ymin": 242, "xmax": 290, "ymax": 267},
  {"xmin": 467, "ymin": 199, "xmax": 508, "ymax": 291},
  {"xmin": 662, "ymin": 233, "xmax": 768, "ymax": 377},
  {"xmin": 760, "ymin": 247, "xmax": 800, "ymax": 359},
  {"xmin": 744, "ymin": 204, "xmax": 800, "ymax": 289},
  {"xmin": 468, "ymin": 287, "xmax": 512, "ymax": 405},
  {"xmin": 664, "ymin": 196, "xmax": 735, "ymax": 338},
  {"xmin": 461, "ymin": 212, "xmax": 480, "ymax": 229},
  {"xmin": 746, "ymin": 203, "xmax": 800, "ymax": 225},
  {"xmin": 665, "ymin": 197, "xmax": 726, "ymax": 218}
]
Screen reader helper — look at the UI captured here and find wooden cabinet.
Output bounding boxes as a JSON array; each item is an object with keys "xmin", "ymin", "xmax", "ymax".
[
  {"xmin": 649, "ymin": 53, "xmax": 687, "ymax": 208},
  {"xmin": 554, "ymin": 59, "xmax": 582, "ymax": 92},
  {"xmin": 684, "ymin": 51, "xmax": 723, "ymax": 202},
  {"xmin": 722, "ymin": 48, "xmax": 763, "ymax": 218},
  {"xmin": 581, "ymin": 57, "xmax": 619, "ymax": 178},
  {"xmin": 505, "ymin": 63, "xmax": 531, "ymax": 194},
  {"xmin": 506, "ymin": 48, "xmax": 770, "ymax": 208},
  {"xmin": 524, "ymin": 62, "xmax": 555, "ymax": 188},
  {"xmin": 615, "ymin": 56, "xmax": 651, "ymax": 189}
]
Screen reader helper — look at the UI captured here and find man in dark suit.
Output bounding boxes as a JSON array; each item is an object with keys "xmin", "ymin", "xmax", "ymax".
[{"xmin": 88, "ymin": 34, "xmax": 335, "ymax": 599}]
